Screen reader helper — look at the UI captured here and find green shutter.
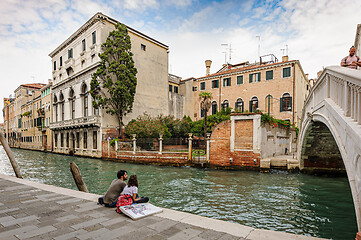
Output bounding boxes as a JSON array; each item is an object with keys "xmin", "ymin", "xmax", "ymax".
[
  {"xmin": 257, "ymin": 72, "xmax": 261, "ymax": 82},
  {"xmin": 249, "ymin": 101, "xmax": 252, "ymax": 112},
  {"xmin": 289, "ymin": 97, "xmax": 292, "ymax": 111},
  {"xmin": 249, "ymin": 74, "xmax": 253, "ymax": 83},
  {"xmin": 280, "ymin": 98, "xmax": 283, "ymax": 112}
]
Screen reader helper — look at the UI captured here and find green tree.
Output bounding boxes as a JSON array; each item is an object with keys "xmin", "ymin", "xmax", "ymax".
[
  {"xmin": 199, "ymin": 92, "xmax": 212, "ymax": 139},
  {"xmin": 90, "ymin": 22, "xmax": 137, "ymax": 137}
]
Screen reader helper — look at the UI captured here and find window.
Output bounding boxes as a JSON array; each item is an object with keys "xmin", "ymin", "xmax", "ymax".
[
  {"xmin": 66, "ymin": 133, "xmax": 69, "ymax": 148},
  {"xmin": 200, "ymin": 82, "xmax": 205, "ymax": 90},
  {"xmin": 60, "ymin": 93, "xmax": 64, "ymax": 121},
  {"xmin": 266, "ymin": 70, "xmax": 273, "ymax": 80},
  {"xmin": 280, "ymin": 93, "xmax": 292, "ymax": 112},
  {"xmin": 53, "ymin": 61, "xmax": 56, "ymax": 71},
  {"xmin": 221, "ymin": 100, "xmax": 229, "ymax": 110},
  {"xmin": 200, "ymin": 108, "xmax": 204, "ymax": 118},
  {"xmin": 265, "ymin": 95, "xmax": 273, "ymax": 114},
  {"xmin": 83, "ymin": 132, "xmax": 87, "ymax": 149},
  {"xmin": 76, "ymin": 132, "xmax": 80, "ymax": 148},
  {"xmin": 60, "ymin": 56, "xmax": 62, "ymax": 67},
  {"xmin": 283, "ymin": 67, "xmax": 291, "ymax": 78},
  {"xmin": 92, "ymin": 31, "xmax": 96, "ymax": 45},
  {"xmin": 68, "ymin": 48, "xmax": 73, "ymax": 59},
  {"xmin": 61, "ymin": 133, "xmax": 64, "ymax": 147},
  {"xmin": 174, "ymin": 86, "xmax": 178, "ymax": 93},
  {"xmin": 211, "ymin": 101, "xmax": 217, "ymax": 115},
  {"xmin": 82, "ymin": 39, "xmax": 86, "ymax": 51},
  {"xmin": 249, "ymin": 72, "xmax": 261, "ymax": 83},
  {"xmin": 236, "ymin": 76, "xmax": 243, "ymax": 85},
  {"xmin": 192, "ymin": 86, "xmax": 197, "ymax": 91},
  {"xmin": 235, "ymin": 98, "xmax": 244, "ymax": 112},
  {"xmin": 70, "ymin": 89, "xmax": 75, "ymax": 119},
  {"xmin": 54, "ymin": 134, "xmax": 57, "ymax": 147},
  {"xmin": 141, "ymin": 44, "xmax": 146, "ymax": 51},
  {"xmin": 82, "ymin": 84, "xmax": 88, "ymax": 117},
  {"xmin": 211, "ymin": 80, "xmax": 219, "ymax": 88},
  {"xmin": 249, "ymin": 96, "xmax": 259, "ymax": 112},
  {"xmin": 93, "ymin": 131, "xmax": 97, "ymax": 149},
  {"xmin": 223, "ymin": 77, "xmax": 231, "ymax": 87},
  {"xmin": 169, "ymin": 85, "xmax": 172, "ymax": 92}
]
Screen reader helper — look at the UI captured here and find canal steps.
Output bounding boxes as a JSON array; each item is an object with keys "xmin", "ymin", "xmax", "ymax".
[{"xmin": 0, "ymin": 174, "xmax": 325, "ymax": 240}]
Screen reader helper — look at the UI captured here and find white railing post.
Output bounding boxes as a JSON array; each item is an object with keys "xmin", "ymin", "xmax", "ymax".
[
  {"xmin": 206, "ymin": 133, "xmax": 211, "ymax": 163},
  {"xmin": 351, "ymin": 87, "xmax": 355, "ymax": 119},
  {"xmin": 344, "ymin": 82, "xmax": 351, "ymax": 117},
  {"xmin": 159, "ymin": 134, "xmax": 163, "ymax": 154},
  {"xmin": 188, "ymin": 133, "xmax": 192, "ymax": 161},
  {"xmin": 358, "ymin": 90, "xmax": 361, "ymax": 125},
  {"xmin": 132, "ymin": 134, "xmax": 136, "ymax": 154}
]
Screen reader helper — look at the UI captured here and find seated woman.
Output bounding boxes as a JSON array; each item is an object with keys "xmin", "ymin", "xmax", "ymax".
[{"xmin": 122, "ymin": 175, "xmax": 149, "ymax": 204}]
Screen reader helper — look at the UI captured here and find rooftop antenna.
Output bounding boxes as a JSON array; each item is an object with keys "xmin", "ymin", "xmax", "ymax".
[
  {"xmin": 280, "ymin": 48, "xmax": 286, "ymax": 55},
  {"xmin": 228, "ymin": 43, "xmax": 232, "ymax": 64},
  {"xmin": 221, "ymin": 43, "xmax": 228, "ymax": 64},
  {"xmin": 285, "ymin": 44, "xmax": 289, "ymax": 56},
  {"xmin": 256, "ymin": 36, "xmax": 261, "ymax": 61}
]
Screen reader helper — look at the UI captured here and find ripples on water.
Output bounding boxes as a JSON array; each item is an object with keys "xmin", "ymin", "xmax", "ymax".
[{"xmin": 0, "ymin": 147, "xmax": 357, "ymax": 239}]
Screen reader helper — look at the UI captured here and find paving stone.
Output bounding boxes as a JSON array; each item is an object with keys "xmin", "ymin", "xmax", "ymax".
[
  {"xmin": 100, "ymin": 215, "xmax": 128, "ymax": 226},
  {"xmin": 77, "ymin": 227, "xmax": 110, "ymax": 240},
  {"xmin": 148, "ymin": 219, "xmax": 178, "ymax": 232},
  {"xmin": 160, "ymin": 226, "xmax": 182, "ymax": 238},
  {"xmin": 56, "ymin": 214, "xmax": 79, "ymax": 222},
  {"xmin": 15, "ymin": 225, "xmax": 57, "ymax": 239},
  {"xmin": 2, "ymin": 215, "xmax": 38, "ymax": 227},
  {"xmin": 167, "ymin": 228, "xmax": 204, "ymax": 240},
  {"xmin": 93, "ymin": 223, "xmax": 139, "ymax": 240},
  {"xmin": 0, "ymin": 207, "xmax": 20, "ymax": 214},
  {"xmin": 5, "ymin": 185, "xmax": 33, "ymax": 191},
  {"xmin": 53, "ymin": 229, "xmax": 88, "ymax": 240},
  {"xmin": 0, "ymin": 215, "xmax": 15, "ymax": 224},
  {"xmin": 146, "ymin": 234, "xmax": 167, "ymax": 240},
  {"xmin": 57, "ymin": 198, "xmax": 83, "ymax": 205},
  {"xmin": 121, "ymin": 226, "xmax": 158, "ymax": 240},
  {"xmin": 218, "ymin": 233, "xmax": 244, "ymax": 240},
  {"xmin": 197, "ymin": 229, "xmax": 227, "ymax": 239},
  {"xmin": 71, "ymin": 217, "xmax": 109, "ymax": 230},
  {"xmin": 0, "ymin": 225, "xmax": 37, "ymax": 237}
]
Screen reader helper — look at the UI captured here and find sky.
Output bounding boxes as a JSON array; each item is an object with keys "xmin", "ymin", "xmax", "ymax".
[{"xmin": 1, "ymin": 0, "xmax": 361, "ymax": 122}]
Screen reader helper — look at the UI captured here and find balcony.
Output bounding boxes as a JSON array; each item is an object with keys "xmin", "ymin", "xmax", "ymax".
[{"xmin": 50, "ymin": 116, "xmax": 100, "ymax": 130}]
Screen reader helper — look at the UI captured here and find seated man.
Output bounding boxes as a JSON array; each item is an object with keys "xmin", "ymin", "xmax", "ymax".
[
  {"xmin": 341, "ymin": 46, "xmax": 361, "ymax": 69},
  {"xmin": 103, "ymin": 170, "xmax": 128, "ymax": 207}
]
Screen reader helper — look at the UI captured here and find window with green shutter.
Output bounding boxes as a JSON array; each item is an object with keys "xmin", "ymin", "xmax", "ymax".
[
  {"xmin": 223, "ymin": 77, "xmax": 231, "ymax": 87},
  {"xmin": 283, "ymin": 67, "xmax": 291, "ymax": 78},
  {"xmin": 237, "ymin": 75, "xmax": 243, "ymax": 85},
  {"xmin": 249, "ymin": 73, "xmax": 261, "ymax": 83},
  {"xmin": 200, "ymin": 82, "xmax": 206, "ymax": 90},
  {"xmin": 212, "ymin": 80, "xmax": 219, "ymax": 88},
  {"xmin": 266, "ymin": 70, "xmax": 273, "ymax": 80}
]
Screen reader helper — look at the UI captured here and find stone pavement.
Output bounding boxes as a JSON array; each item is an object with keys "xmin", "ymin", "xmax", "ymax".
[{"xmin": 0, "ymin": 174, "xmax": 326, "ymax": 240}]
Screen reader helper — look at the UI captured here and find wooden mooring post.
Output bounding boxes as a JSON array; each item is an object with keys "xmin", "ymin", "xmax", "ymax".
[
  {"xmin": 0, "ymin": 131, "xmax": 22, "ymax": 178},
  {"xmin": 70, "ymin": 162, "xmax": 88, "ymax": 192}
]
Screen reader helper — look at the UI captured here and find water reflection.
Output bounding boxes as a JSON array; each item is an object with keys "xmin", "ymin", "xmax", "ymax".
[{"xmin": 0, "ymin": 147, "xmax": 357, "ymax": 239}]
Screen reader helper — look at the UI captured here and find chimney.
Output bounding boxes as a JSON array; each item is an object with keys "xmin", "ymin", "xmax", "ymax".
[
  {"xmin": 205, "ymin": 60, "xmax": 212, "ymax": 76},
  {"xmin": 282, "ymin": 55, "xmax": 289, "ymax": 62},
  {"xmin": 305, "ymin": 74, "xmax": 309, "ymax": 80}
]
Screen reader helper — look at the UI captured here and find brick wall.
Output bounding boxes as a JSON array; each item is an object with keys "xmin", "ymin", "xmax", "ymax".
[{"xmin": 209, "ymin": 120, "xmax": 260, "ymax": 169}]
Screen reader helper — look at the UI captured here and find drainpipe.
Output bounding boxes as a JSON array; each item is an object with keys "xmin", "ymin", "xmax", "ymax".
[{"xmin": 292, "ymin": 62, "xmax": 295, "ymax": 125}]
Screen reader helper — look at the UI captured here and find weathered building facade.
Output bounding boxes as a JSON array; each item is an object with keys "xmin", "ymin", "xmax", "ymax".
[
  {"xmin": 188, "ymin": 57, "xmax": 310, "ymax": 126},
  {"xmin": 49, "ymin": 12, "xmax": 169, "ymax": 157}
]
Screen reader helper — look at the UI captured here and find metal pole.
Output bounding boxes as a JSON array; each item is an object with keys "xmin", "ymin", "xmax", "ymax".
[{"xmin": 0, "ymin": 131, "xmax": 22, "ymax": 178}]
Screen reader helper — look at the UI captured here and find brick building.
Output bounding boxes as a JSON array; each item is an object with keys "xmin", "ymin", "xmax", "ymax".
[{"xmin": 187, "ymin": 56, "xmax": 310, "ymax": 126}]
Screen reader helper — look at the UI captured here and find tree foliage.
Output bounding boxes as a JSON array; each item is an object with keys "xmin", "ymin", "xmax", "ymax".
[
  {"xmin": 199, "ymin": 91, "xmax": 212, "ymax": 138},
  {"xmin": 90, "ymin": 23, "xmax": 137, "ymax": 127}
]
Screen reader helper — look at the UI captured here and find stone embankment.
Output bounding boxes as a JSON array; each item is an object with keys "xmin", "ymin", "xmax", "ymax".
[{"xmin": 0, "ymin": 174, "xmax": 325, "ymax": 240}]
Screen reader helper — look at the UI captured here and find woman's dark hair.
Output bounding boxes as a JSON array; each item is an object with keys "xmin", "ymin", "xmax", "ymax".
[{"xmin": 127, "ymin": 175, "xmax": 139, "ymax": 187}]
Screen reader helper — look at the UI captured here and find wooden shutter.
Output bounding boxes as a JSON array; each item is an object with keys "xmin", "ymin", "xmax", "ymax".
[
  {"xmin": 280, "ymin": 97, "xmax": 283, "ymax": 112},
  {"xmin": 257, "ymin": 72, "xmax": 261, "ymax": 82},
  {"xmin": 249, "ymin": 74, "xmax": 253, "ymax": 83},
  {"xmin": 249, "ymin": 100, "xmax": 252, "ymax": 112}
]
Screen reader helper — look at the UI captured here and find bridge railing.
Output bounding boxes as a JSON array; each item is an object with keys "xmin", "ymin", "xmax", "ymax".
[{"xmin": 304, "ymin": 66, "xmax": 361, "ymax": 125}]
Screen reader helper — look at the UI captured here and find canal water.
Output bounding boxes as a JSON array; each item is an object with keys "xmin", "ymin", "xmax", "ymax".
[{"xmin": 0, "ymin": 147, "xmax": 357, "ymax": 239}]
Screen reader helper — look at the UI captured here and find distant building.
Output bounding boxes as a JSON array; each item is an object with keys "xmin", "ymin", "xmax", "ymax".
[
  {"xmin": 185, "ymin": 56, "xmax": 310, "ymax": 126},
  {"xmin": 49, "ymin": 12, "xmax": 169, "ymax": 157},
  {"xmin": 40, "ymin": 81, "xmax": 53, "ymax": 151},
  {"xmin": 168, "ymin": 74, "xmax": 185, "ymax": 119}
]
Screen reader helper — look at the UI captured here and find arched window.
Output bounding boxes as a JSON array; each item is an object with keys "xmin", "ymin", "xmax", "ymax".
[
  {"xmin": 280, "ymin": 93, "xmax": 292, "ymax": 112},
  {"xmin": 249, "ymin": 96, "xmax": 258, "ymax": 112},
  {"xmin": 69, "ymin": 89, "xmax": 75, "ymax": 119},
  {"xmin": 211, "ymin": 101, "xmax": 217, "ymax": 115},
  {"xmin": 235, "ymin": 98, "xmax": 244, "ymax": 112},
  {"xmin": 53, "ymin": 95, "xmax": 58, "ymax": 122},
  {"xmin": 265, "ymin": 94, "xmax": 273, "ymax": 115},
  {"xmin": 221, "ymin": 100, "xmax": 229, "ymax": 111},
  {"xmin": 81, "ymin": 84, "xmax": 88, "ymax": 117},
  {"xmin": 59, "ymin": 93, "xmax": 64, "ymax": 121}
]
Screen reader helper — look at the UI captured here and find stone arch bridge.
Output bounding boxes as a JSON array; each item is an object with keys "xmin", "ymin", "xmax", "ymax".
[{"xmin": 298, "ymin": 66, "xmax": 361, "ymax": 231}]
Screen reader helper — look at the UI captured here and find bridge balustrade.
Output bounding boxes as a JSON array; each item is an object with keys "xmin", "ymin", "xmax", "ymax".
[{"xmin": 305, "ymin": 66, "xmax": 361, "ymax": 125}]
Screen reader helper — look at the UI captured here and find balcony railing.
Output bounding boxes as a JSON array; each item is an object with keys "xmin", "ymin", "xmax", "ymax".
[{"xmin": 50, "ymin": 115, "xmax": 100, "ymax": 130}]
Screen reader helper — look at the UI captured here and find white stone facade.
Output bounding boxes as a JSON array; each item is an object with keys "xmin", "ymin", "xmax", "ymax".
[{"xmin": 49, "ymin": 12, "xmax": 169, "ymax": 157}]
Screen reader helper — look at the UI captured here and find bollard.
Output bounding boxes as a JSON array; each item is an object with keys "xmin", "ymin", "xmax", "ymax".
[
  {"xmin": 188, "ymin": 133, "xmax": 193, "ymax": 161},
  {"xmin": 70, "ymin": 162, "xmax": 88, "ymax": 192},
  {"xmin": 159, "ymin": 134, "xmax": 163, "ymax": 154},
  {"xmin": 0, "ymin": 131, "xmax": 22, "ymax": 178},
  {"xmin": 132, "ymin": 134, "xmax": 136, "ymax": 154},
  {"xmin": 206, "ymin": 133, "xmax": 211, "ymax": 163}
]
